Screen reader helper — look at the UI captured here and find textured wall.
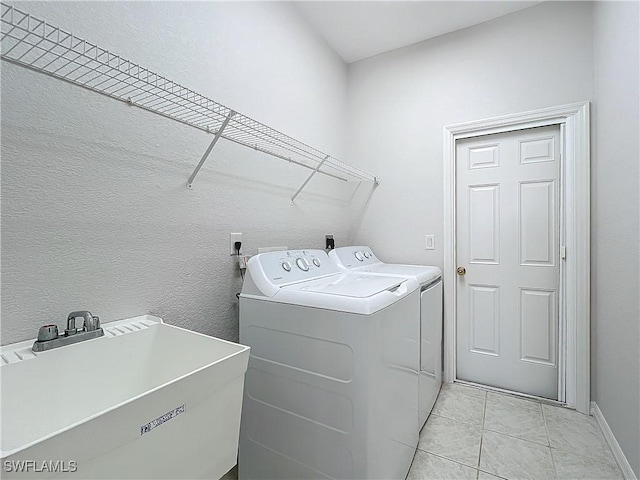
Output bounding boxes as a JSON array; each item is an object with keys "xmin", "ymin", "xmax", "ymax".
[
  {"xmin": 1, "ymin": 1, "xmax": 359, "ymax": 344},
  {"xmin": 346, "ymin": 2, "xmax": 594, "ymax": 267},
  {"xmin": 346, "ymin": 0, "xmax": 640, "ymax": 472},
  {"xmin": 592, "ymin": 1, "xmax": 640, "ymax": 475}
]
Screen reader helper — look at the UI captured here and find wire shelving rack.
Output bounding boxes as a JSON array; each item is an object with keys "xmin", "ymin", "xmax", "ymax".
[{"xmin": 0, "ymin": 4, "xmax": 379, "ymax": 201}]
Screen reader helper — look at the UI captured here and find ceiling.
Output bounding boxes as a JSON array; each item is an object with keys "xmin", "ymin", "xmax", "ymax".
[{"xmin": 295, "ymin": 1, "xmax": 542, "ymax": 64}]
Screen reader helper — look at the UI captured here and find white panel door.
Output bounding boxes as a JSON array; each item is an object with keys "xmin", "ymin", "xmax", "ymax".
[{"xmin": 456, "ymin": 125, "xmax": 560, "ymax": 399}]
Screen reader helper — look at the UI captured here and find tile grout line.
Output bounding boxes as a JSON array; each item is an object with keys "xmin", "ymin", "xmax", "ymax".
[
  {"xmin": 543, "ymin": 402, "xmax": 623, "ymax": 477},
  {"xmin": 541, "ymin": 402, "xmax": 559, "ymax": 478},
  {"xmin": 420, "ymin": 450, "xmax": 481, "ymax": 475},
  {"xmin": 483, "ymin": 405, "xmax": 558, "ymax": 449},
  {"xmin": 546, "ymin": 408, "xmax": 620, "ymax": 467},
  {"xmin": 408, "ymin": 387, "xmax": 620, "ymax": 480},
  {"xmin": 483, "ymin": 393, "xmax": 552, "ymax": 447},
  {"xmin": 481, "ymin": 394, "xmax": 558, "ymax": 479},
  {"xmin": 429, "ymin": 412, "xmax": 483, "ymax": 427},
  {"xmin": 423, "ymin": 411, "xmax": 482, "ymax": 428},
  {"xmin": 441, "ymin": 387, "xmax": 623, "ymax": 480},
  {"xmin": 477, "ymin": 467, "xmax": 510, "ymax": 480},
  {"xmin": 548, "ymin": 444, "xmax": 624, "ymax": 471},
  {"xmin": 482, "ymin": 425, "xmax": 551, "ymax": 448},
  {"xmin": 431, "ymin": 388, "xmax": 486, "ymax": 427},
  {"xmin": 478, "ymin": 390, "xmax": 487, "ymax": 470}
]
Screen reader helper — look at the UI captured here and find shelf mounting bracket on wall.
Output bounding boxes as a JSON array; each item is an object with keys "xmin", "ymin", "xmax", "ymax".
[
  {"xmin": 186, "ymin": 110, "xmax": 236, "ymax": 189},
  {"xmin": 290, "ymin": 155, "xmax": 330, "ymax": 205}
]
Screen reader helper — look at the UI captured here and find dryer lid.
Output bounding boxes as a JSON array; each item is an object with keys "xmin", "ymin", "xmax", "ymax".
[
  {"xmin": 329, "ymin": 246, "xmax": 441, "ymax": 285},
  {"xmin": 356, "ymin": 264, "xmax": 441, "ymax": 284}
]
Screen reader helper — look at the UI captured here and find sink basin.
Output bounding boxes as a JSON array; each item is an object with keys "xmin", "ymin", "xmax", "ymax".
[{"xmin": 1, "ymin": 315, "xmax": 250, "ymax": 479}]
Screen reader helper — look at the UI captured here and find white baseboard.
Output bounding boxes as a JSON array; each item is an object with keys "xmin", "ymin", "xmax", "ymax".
[{"xmin": 591, "ymin": 401, "xmax": 638, "ymax": 480}]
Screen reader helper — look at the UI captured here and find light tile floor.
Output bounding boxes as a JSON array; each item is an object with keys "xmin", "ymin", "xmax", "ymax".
[{"xmin": 408, "ymin": 383, "xmax": 624, "ymax": 480}]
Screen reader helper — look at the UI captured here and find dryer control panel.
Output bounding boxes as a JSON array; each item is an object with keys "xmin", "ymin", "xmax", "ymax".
[
  {"xmin": 329, "ymin": 246, "xmax": 380, "ymax": 269},
  {"xmin": 251, "ymin": 249, "xmax": 340, "ymax": 286}
]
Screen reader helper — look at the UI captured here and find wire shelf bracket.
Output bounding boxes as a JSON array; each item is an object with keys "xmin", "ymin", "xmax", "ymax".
[
  {"xmin": 186, "ymin": 110, "xmax": 235, "ymax": 189},
  {"xmin": 290, "ymin": 155, "xmax": 330, "ymax": 205},
  {"xmin": 0, "ymin": 4, "xmax": 379, "ymax": 200}
]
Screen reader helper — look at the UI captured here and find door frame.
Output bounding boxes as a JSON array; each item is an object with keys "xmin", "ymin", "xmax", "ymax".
[{"xmin": 443, "ymin": 102, "xmax": 590, "ymax": 414}]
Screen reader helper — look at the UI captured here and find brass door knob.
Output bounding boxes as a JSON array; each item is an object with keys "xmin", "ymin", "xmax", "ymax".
[{"xmin": 457, "ymin": 266, "xmax": 466, "ymax": 275}]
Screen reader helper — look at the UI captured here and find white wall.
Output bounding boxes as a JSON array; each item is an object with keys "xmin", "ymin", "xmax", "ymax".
[
  {"xmin": 592, "ymin": 1, "xmax": 640, "ymax": 475},
  {"xmin": 347, "ymin": 0, "xmax": 639, "ymax": 474},
  {"xmin": 3, "ymin": 4, "xmax": 638, "ymax": 473},
  {"xmin": 346, "ymin": 1, "xmax": 594, "ymax": 267},
  {"xmin": 1, "ymin": 1, "xmax": 355, "ymax": 344}
]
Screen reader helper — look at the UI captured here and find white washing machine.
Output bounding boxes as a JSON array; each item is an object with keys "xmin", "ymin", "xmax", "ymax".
[
  {"xmin": 329, "ymin": 246, "xmax": 442, "ymax": 429},
  {"xmin": 238, "ymin": 249, "xmax": 420, "ymax": 480}
]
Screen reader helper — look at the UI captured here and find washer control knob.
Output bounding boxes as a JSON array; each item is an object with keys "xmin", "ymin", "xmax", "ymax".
[
  {"xmin": 282, "ymin": 261, "xmax": 292, "ymax": 272},
  {"xmin": 296, "ymin": 258, "xmax": 309, "ymax": 271},
  {"xmin": 354, "ymin": 251, "xmax": 365, "ymax": 261},
  {"xmin": 363, "ymin": 251, "xmax": 371, "ymax": 259},
  {"xmin": 312, "ymin": 258, "xmax": 321, "ymax": 267}
]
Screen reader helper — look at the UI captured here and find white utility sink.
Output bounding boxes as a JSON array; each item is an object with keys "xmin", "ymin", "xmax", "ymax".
[{"xmin": 1, "ymin": 315, "xmax": 250, "ymax": 479}]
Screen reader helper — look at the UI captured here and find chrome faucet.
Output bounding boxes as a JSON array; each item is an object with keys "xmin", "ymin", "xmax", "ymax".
[
  {"xmin": 33, "ymin": 310, "xmax": 104, "ymax": 352},
  {"xmin": 66, "ymin": 310, "xmax": 99, "ymax": 335}
]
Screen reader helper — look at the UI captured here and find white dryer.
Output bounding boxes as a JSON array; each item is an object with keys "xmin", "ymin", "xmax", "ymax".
[
  {"xmin": 329, "ymin": 246, "xmax": 442, "ymax": 429},
  {"xmin": 239, "ymin": 249, "xmax": 420, "ymax": 480}
]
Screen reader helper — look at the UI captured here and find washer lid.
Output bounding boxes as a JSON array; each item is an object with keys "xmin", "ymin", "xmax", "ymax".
[
  {"xmin": 269, "ymin": 274, "xmax": 419, "ymax": 315},
  {"xmin": 282, "ymin": 273, "xmax": 404, "ymax": 298}
]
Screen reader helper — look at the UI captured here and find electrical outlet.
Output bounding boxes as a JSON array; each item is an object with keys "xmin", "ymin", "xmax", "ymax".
[
  {"xmin": 425, "ymin": 235, "xmax": 435, "ymax": 250},
  {"xmin": 230, "ymin": 232, "xmax": 243, "ymax": 256},
  {"xmin": 325, "ymin": 234, "xmax": 335, "ymax": 250}
]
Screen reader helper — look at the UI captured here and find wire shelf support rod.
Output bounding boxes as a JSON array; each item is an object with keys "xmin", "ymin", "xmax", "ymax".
[{"xmin": 186, "ymin": 110, "xmax": 235, "ymax": 189}]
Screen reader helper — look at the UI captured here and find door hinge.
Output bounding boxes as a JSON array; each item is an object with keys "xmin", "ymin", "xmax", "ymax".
[{"xmin": 560, "ymin": 245, "xmax": 567, "ymax": 259}]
